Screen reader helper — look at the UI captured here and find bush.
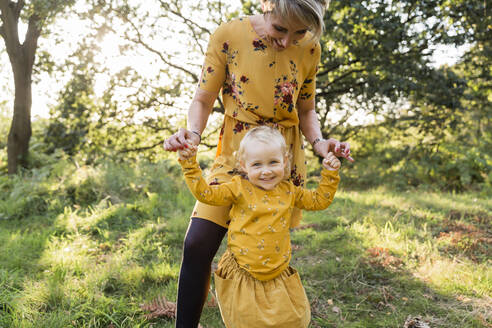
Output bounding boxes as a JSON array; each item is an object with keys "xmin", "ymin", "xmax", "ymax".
[{"xmin": 341, "ymin": 125, "xmax": 491, "ymax": 192}]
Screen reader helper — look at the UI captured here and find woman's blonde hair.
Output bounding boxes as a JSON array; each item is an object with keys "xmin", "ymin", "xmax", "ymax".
[
  {"xmin": 236, "ymin": 126, "xmax": 291, "ymax": 178},
  {"xmin": 261, "ymin": 0, "xmax": 329, "ymax": 41}
]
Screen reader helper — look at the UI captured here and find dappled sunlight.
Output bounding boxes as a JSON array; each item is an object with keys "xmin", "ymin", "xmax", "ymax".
[
  {"xmin": 1, "ymin": 159, "xmax": 489, "ymax": 326},
  {"xmin": 340, "ymin": 189, "xmax": 490, "ymax": 291},
  {"xmin": 39, "ymin": 233, "xmax": 98, "ymax": 273},
  {"xmin": 294, "ymin": 189, "xmax": 492, "ymax": 326},
  {"xmin": 410, "ymin": 192, "xmax": 491, "ymax": 215},
  {"xmin": 415, "ymin": 258, "xmax": 490, "ymax": 296}
]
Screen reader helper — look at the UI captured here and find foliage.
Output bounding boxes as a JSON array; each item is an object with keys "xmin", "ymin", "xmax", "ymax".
[
  {"xmin": 3, "ymin": 0, "xmax": 489, "ymax": 187},
  {"xmin": 0, "ymin": 154, "xmax": 490, "ymax": 327},
  {"xmin": 339, "ymin": 15, "xmax": 491, "ymax": 193},
  {"xmin": 341, "ymin": 121, "xmax": 491, "ymax": 192},
  {"xmin": 64, "ymin": 0, "xmax": 241, "ymax": 156},
  {"xmin": 0, "ymin": 0, "xmax": 76, "ymax": 173},
  {"xmin": 44, "ymin": 52, "xmax": 98, "ymax": 157}
]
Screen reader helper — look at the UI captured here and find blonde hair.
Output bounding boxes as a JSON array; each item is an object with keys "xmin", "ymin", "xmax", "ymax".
[
  {"xmin": 236, "ymin": 126, "xmax": 291, "ymax": 178},
  {"xmin": 261, "ymin": 0, "xmax": 328, "ymax": 41}
]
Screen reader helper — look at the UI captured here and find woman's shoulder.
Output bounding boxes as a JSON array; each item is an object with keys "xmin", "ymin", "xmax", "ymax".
[
  {"xmin": 212, "ymin": 16, "xmax": 251, "ymax": 38},
  {"xmin": 297, "ymin": 34, "xmax": 320, "ymax": 55}
]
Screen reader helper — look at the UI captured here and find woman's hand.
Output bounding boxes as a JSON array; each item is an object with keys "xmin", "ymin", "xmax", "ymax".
[
  {"xmin": 313, "ymin": 138, "xmax": 354, "ymax": 162},
  {"xmin": 163, "ymin": 128, "xmax": 201, "ymax": 152}
]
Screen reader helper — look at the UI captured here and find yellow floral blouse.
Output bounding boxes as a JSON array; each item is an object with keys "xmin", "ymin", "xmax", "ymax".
[
  {"xmin": 195, "ymin": 17, "xmax": 321, "ymax": 228},
  {"xmin": 180, "ymin": 156, "xmax": 340, "ymax": 281}
]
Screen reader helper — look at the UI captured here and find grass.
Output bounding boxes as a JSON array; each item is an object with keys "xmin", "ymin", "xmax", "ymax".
[{"xmin": 0, "ymin": 155, "xmax": 490, "ymax": 327}]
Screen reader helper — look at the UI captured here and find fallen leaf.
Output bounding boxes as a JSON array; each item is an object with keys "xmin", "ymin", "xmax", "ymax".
[
  {"xmin": 140, "ymin": 295, "xmax": 176, "ymax": 320},
  {"xmin": 332, "ymin": 306, "xmax": 341, "ymax": 314},
  {"xmin": 403, "ymin": 316, "xmax": 430, "ymax": 328},
  {"xmin": 206, "ymin": 290, "xmax": 218, "ymax": 308},
  {"xmin": 327, "ymin": 299, "xmax": 334, "ymax": 305}
]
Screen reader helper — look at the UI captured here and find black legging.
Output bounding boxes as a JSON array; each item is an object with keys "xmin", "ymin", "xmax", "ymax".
[{"xmin": 175, "ymin": 217, "xmax": 227, "ymax": 328}]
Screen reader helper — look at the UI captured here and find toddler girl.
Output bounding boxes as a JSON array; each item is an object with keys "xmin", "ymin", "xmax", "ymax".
[{"xmin": 176, "ymin": 126, "xmax": 340, "ymax": 328}]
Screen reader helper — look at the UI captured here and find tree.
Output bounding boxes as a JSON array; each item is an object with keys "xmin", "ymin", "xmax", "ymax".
[
  {"xmin": 325, "ymin": 0, "xmax": 490, "ymax": 191},
  {"xmin": 72, "ymin": 0, "xmax": 241, "ymax": 155},
  {"xmin": 44, "ymin": 45, "xmax": 98, "ymax": 158},
  {"xmin": 0, "ymin": 0, "xmax": 74, "ymax": 174}
]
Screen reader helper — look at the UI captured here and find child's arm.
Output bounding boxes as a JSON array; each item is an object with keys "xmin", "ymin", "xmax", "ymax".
[
  {"xmin": 177, "ymin": 145, "xmax": 235, "ymax": 206},
  {"xmin": 294, "ymin": 152, "xmax": 341, "ymax": 210}
]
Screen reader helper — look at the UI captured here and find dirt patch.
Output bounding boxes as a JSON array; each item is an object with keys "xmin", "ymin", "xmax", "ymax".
[
  {"xmin": 436, "ymin": 219, "xmax": 492, "ymax": 262},
  {"xmin": 364, "ymin": 247, "xmax": 403, "ymax": 271},
  {"xmin": 448, "ymin": 210, "xmax": 491, "ymax": 224}
]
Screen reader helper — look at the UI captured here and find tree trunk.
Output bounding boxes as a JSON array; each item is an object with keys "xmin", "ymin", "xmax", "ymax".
[
  {"xmin": 1, "ymin": 1, "xmax": 41, "ymax": 174},
  {"xmin": 7, "ymin": 60, "xmax": 32, "ymax": 174}
]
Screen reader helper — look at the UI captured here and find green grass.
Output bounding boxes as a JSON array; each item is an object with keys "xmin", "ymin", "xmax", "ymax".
[{"xmin": 0, "ymin": 157, "xmax": 490, "ymax": 327}]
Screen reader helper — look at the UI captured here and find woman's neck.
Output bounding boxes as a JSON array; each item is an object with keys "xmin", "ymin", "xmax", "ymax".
[{"xmin": 249, "ymin": 14, "xmax": 267, "ymax": 38}]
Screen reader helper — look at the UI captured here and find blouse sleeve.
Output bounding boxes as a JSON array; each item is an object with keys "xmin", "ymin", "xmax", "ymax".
[
  {"xmin": 293, "ymin": 169, "xmax": 339, "ymax": 210},
  {"xmin": 299, "ymin": 42, "xmax": 321, "ymax": 101},
  {"xmin": 179, "ymin": 156, "xmax": 236, "ymax": 206},
  {"xmin": 198, "ymin": 23, "xmax": 228, "ymax": 93}
]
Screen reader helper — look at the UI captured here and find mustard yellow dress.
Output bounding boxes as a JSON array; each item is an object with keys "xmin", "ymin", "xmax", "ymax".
[
  {"xmin": 193, "ymin": 17, "xmax": 321, "ymax": 228},
  {"xmin": 179, "ymin": 156, "xmax": 340, "ymax": 328}
]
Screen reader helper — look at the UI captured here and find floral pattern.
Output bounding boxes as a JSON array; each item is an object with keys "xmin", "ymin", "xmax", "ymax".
[
  {"xmin": 290, "ymin": 164, "xmax": 304, "ymax": 187},
  {"xmin": 209, "ymin": 178, "xmax": 220, "ymax": 186},
  {"xmin": 252, "ymin": 38, "xmax": 267, "ymax": 51},
  {"xmin": 273, "ymin": 60, "xmax": 299, "ymax": 114},
  {"xmin": 255, "ymin": 117, "xmax": 279, "ymax": 128},
  {"xmin": 233, "ymin": 121, "xmax": 250, "ymax": 134},
  {"xmin": 195, "ymin": 18, "xmax": 321, "ymax": 229},
  {"xmin": 200, "ymin": 65, "xmax": 215, "ymax": 85},
  {"xmin": 222, "ymin": 49, "xmax": 259, "ymax": 115}
]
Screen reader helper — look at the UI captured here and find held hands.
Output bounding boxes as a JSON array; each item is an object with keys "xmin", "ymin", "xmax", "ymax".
[
  {"xmin": 163, "ymin": 128, "xmax": 200, "ymax": 152},
  {"xmin": 313, "ymin": 138, "xmax": 354, "ymax": 162},
  {"xmin": 178, "ymin": 142, "xmax": 197, "ymax": 160},
  {"xmin": 322, "ymin": 152, "xmax": 341, "ymax": 171}
]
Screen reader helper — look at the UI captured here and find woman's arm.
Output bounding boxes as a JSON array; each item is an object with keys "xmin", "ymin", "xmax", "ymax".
[
  {"xmin": 164, "ymin": 88, "xmax": 219, "ymax": 151},
  {"xmin": 187, "ymin": 88, "xmax": 218, "ymax": 136},
  {"xmin": 297, "ymin": 98, "xmax": 354, "ymax": 162}
]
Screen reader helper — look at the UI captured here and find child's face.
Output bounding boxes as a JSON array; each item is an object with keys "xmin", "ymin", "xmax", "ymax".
[{"xmin": 240, "ymin": 140, "xmax": 287, "ymax": 190}]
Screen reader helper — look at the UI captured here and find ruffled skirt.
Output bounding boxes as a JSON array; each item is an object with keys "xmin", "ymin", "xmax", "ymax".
[{"xmin": 214, "ymin": 250, "xmax": 311, "ymax": 328}]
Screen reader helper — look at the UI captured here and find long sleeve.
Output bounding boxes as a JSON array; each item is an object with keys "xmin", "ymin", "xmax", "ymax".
[
  {"xmin": 293, "ymin": 169, "xmax": 340, "ymax": 210},
  {"xmin": 179, "ymin": 157, "xmax": 236, "ymax": 206},
  {"xmin": 198, "ymin": 22, "xmax": 227, "ymax": 93}
]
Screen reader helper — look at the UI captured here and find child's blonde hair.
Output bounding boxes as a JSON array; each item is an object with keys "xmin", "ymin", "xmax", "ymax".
[{"xmin": 236, "ymin": 126, "xmax": 291, "ymax": 178}]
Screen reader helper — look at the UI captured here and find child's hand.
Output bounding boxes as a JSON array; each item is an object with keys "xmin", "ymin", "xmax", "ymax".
[
  {"xmin": 322, "ymin": 152, "xmax": 341, "ymax": 171},
  {"xmin": 178, "ymin": 142, "xmax": 197, "ymax": 160}
]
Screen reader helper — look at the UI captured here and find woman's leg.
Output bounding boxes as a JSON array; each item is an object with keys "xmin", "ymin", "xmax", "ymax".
[{"xmin": 175, "ymin": 217, "xmax": 227, "ymax": 328}]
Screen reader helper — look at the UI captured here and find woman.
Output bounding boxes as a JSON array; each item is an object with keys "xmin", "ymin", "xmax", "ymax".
[{"xmin": 164, "ymin": 1, "xmax": 352, "ymax": 327}]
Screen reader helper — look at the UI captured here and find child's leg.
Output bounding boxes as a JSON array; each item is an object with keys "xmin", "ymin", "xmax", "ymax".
[{"xmin": 175, "ymin": 218, "xmax": 227, "ymax": 328}]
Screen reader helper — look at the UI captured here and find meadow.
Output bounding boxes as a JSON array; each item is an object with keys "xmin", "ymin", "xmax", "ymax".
[{"xmin": 0, "ymin": 154, "xmax": 490, "ymax": 327}]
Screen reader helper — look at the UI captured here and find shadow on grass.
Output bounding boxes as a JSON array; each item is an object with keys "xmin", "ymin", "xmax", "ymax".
[
  {"xmin": 0, "ymin": 160, "xmax": 193, "ymax": 327},
  {"xmin": 290, "ymin": 193, "xmax": 490, "ymax": 328},
  {"xmin": 0, "ymin": 215, "xmax": 56, "ymax": 326},
  {"xmin": 340, "ymin": 191, "xmax": 492, "ymax": 265}
]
